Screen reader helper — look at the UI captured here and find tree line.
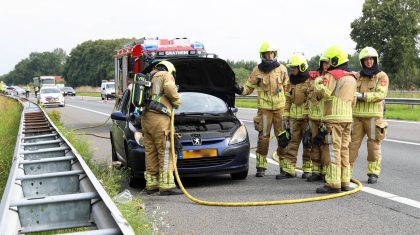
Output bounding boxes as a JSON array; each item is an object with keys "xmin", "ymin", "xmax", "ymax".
[{"xmin": 1, "ymin": 0, "xmax": 418, "ymax": 89}]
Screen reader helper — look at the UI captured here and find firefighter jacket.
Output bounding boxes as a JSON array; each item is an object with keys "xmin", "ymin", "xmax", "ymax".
[
  {"xmin": 149, "ymin": 70, "xmax": 181, "ymax": 114},
  {"xmin": 242, "ymin": 65, "xmax": 289, "ymax": 110},
  {"xmin": 308, "ymin": 71, "xmax": 324, "ymax": 121},
  {"xmin": 284, "ymin": 79, "xmax": 309, "ymax": 120},
  {"xmin": 314, "ymin": 70, "xmax": 357, "ymax": 123},
  {"xmin": 353, "ymin": 71, "xmax": 389, "ymax": 118}
]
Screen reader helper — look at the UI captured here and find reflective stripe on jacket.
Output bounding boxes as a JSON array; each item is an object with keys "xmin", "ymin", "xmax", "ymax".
[
  {"xmin": 353, "ymin": 71, "xmax": 388, "ymax": 118},
  {"xmin": 242, "ymin": 65, "xmax": 289, "ymax": 110}
]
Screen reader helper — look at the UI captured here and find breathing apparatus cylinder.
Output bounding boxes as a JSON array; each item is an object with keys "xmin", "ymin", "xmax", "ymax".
[{"xmin": 131, "ymin": 73, "xmax": 152, "ymax": 112}]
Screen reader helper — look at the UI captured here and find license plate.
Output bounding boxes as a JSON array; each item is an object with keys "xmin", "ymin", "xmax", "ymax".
[{"xmin": 180, "ymin": 149, "xmax": 218, "ymax": 159}]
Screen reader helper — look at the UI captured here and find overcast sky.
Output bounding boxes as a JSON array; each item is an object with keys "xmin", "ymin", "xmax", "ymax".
[{"xmin": 0, "ymin": 0, "xmax": 365, "ymax": 75}]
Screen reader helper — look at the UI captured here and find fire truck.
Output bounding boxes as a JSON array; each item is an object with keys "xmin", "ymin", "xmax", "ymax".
[{"xmin": 113, "ymin": 37, "xmax": 208, "ymax": 98}]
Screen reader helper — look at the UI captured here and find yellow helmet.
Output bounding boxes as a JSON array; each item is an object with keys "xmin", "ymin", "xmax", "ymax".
[
  {"xmin": 155, "ymin": 61, "xmax": 176, "ymax": 76},
  {"xmin": 324, "ymin": 45, "xmax": 349, "ymax": 67},
  {"xmin": 287, "ymin": 53, "xmax": 308, "ymax": 72},
  {"xmin": 359, "ymin": 46, "xmax": 379, "ymax": 67},
  {"xmin": 259, "ymin": 41, "xmax": 278, "ymax": 58}
]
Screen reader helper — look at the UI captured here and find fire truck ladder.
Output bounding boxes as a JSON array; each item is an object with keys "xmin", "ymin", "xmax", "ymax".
[{"xmin": 0, "ymin": 99, "xmax": 134, "ymax": 234}]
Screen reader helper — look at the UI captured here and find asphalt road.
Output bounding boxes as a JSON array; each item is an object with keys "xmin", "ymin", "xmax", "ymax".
[{"xmin": 45, "ymin": 95, "xmax": 420, "ymax": 234}]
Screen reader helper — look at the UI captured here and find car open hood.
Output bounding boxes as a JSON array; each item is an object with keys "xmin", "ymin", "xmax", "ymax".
[{"xmin": 144, "ymin": 57, "xmax": 237, "ymax": 107}]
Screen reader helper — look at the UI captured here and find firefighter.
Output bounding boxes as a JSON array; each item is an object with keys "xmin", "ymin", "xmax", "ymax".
[
  {"xmin": 276, "ymin": 53, "xmax": 311, "ymax": 179},
  {"xmin": 349, "ymin": 47, "xmax": 389, "ymax": 184},
  {"xmin": 34, "ymin": 86, "xmax": 39, "ymax": 98},
  {"xmin": 313, "ymin": 45, "xmax": 357, "ymax": 193},
  {"xmin": 26, "ymin": 84, "xmax": 30, "ymax": 98},
  {"xmin": 306, "ymin": 55, "xmax": 330, "ymax": 182},
  {"xmin": 0, "ymin": 81, "xmax": 4, "ymax": 93},
  {"xmin": 233, "ymin": 41, "xmax": 289, "ymax": 177},
  {"xmin": 141, "ymin": 61, "xmax": 182, "ymax": 195}
]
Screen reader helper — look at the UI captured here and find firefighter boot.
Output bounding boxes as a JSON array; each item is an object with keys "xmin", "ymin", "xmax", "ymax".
[
  {"xmin": 368, "ymin": 174, "xmax": 378, "ymax": 184},
  {"xmin": 307, "ymin": 173, "xmax": 323, "ymax": 182},
  {"xmin": 256, "ymin": 168, "xmax": 266, "ymax": 177},
  {"xmin": 275, "ymin": 171, "xmax": 295, "ymax": 180},
  {"xmin": 301, "ymin": 172, "xmax": 311, "ymax": 179},
  {"xmin": 159, "ymin": 188, "xmax": 183, "ymax": 196},
  {"xmin": 316, "ymin": 185, "xmax": 341, "ymax": 194},
  {"xmin": 341, "ymin": 185, "xmax": 352, "ymax": 191}
]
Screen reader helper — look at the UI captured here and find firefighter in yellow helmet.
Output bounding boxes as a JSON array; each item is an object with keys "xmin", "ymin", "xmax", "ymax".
[
  {"xmin": 306, "ymin": 55, "xmax": 330, "ymax": 182},
  {"xmin": 313, "ymin": 45, "xmax": 357, "ymax": 193},
  {"xmin": 0, "ymin": 81, "xmax": 4, "ymax": 93},
  {"xmin": 349, "ymin": 47, "xmax": 389, "ymax": 184},
  {"xmin": 141, "ymin": 61, "xmax": 182, "ymax": 195},
  {"xmin": 233, "ymin": 41, "xmax": 289, "ymax": 177},
  {"xmin": 276, "ymin": 53, "xmax": 311, "ymax": 179}
]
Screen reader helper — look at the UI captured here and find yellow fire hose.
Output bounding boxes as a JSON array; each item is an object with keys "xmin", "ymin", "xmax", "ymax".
[{"xmin": 169, "ymin": 111, "xmax": 363, "ymax": 206}]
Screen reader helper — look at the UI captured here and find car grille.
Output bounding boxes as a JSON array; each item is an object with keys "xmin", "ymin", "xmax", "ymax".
[
  {"xmin": 181, "ymin": 139, "xmax": 225, "ymax": 146},
  {"xmin": 177, "ymin": 156, "xmax": 234, "ymax": 168}
]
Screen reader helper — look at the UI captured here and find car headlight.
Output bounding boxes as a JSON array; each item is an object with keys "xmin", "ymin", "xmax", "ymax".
[
  {"xmin": 134, "ymin": 131, "xmax": 144, "ymax": 147},
  {"xmin": 229, "ymin": 125, "xmax": 247, "ymax": 145}
]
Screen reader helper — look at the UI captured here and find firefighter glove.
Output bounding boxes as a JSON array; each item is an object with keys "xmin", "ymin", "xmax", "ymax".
[
  {"xmin": 302, "ymin": 127, "xmax": 312, "ymax": 149},
  {"xmin": 312, "ymin": 125, "xmax": 328, "ymax": 147},
  {"xmin": 356, "ymin": 92, "xmax": 364, "ymax": 101},
  {"xmin": 277, "ymin": 128, "xmax": 291, "ymax": 148},
  {"xmin": 233, "ymin": 82, "xmax": 244, "ymax": 95},
  {"xmin": 174, "ymin": 134, "xmax": 183, "ymax": 154}
]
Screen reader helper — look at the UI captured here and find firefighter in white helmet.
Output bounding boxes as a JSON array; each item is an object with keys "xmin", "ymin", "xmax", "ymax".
[
  {"xmin": 349, "ymin": 47, "xmax": 389, "ymax": 184},
  {"xmin": 233, "ymin": 41, "xmax": 289, "ymax": 177}
]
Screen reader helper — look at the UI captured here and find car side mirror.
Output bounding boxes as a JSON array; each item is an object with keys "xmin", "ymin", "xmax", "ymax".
[
  {"xmin": 111, "ymin": 111, "xmax": 126, "ymax": 121},
  {"xmin": 230, "ymin": 107, "xmax": 238, "ymax": 113},
  {"xmin": 102, "ymin": 87, "xmax": 105, "ymax": 90}
]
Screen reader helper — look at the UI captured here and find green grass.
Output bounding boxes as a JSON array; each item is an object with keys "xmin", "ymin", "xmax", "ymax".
[
  {"xmin": 388, "ymin": 90, "xmax": 420, "ymax": 98},
  {"xmin": 0, "ymin": 96, "xmax": 22, "ymax": 196},
  {"xmin": 76, "ymin": 92, "xmax": 101, "ymax": 97},
  {"xmin": 385, "ymin": 104, "xmax": 420, "ymax": 121},
  {"xmin": 45, "ymin": 110, "xmax": 151, "ymax": 235}
]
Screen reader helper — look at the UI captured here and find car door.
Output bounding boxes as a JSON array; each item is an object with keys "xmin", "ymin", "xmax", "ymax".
[{"xmin": 111, "ymin": 89, "xmax": 130, "ymax": 161}]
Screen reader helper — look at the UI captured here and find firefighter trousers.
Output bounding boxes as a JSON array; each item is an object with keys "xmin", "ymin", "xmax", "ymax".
[
  {"xmin": 349, "ymin": 117, "xmax": 388, "ymax": 177},
  {"xmin": 282, "ymin": 119, "xmax": 311, "ymax": 176},
  {"xmin": 309, "ymin": 120, "xmax": 323, "ymax": 175},
  {"xmin": 142, "ymin": 111, "xmax": 176, "ymax": 191},
  {"xmin": 254, "ymin": 108, "xmax": 285, "ymax": 170},
  {"xmin": 322, "ymin": 122, "xmax": 352, "ymax": 189}
]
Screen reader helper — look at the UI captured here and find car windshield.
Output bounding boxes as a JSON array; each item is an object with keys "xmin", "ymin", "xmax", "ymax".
[
  {"xmin": 175, "ymin": 92, "xmax": 227, "ymax": 114},
  {"xmin": 106, "ymin": 84, "xmax": 115, "ymax": 89},
  {"xmin": 41, "ymin": 88, "xmax": 60, "ymax": 94},
  {"xmin": 41, "ymin": 79, "xmax": 55, "ymax": 85}
]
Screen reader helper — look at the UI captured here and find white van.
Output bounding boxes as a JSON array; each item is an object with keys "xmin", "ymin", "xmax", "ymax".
[{"xmin": 101, "ymin": 81, "xmax": 116, "ymax": 100}]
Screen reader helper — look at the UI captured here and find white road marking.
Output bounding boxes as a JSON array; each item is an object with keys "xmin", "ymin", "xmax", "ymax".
[
  {"xmin": 250, "ymin": 153, "xmax": 420, "ymax": 209},
  {"xmin": 66, "ymin": 104, "xmax": 110, "ymax": 117},
  {"xmin": 384, "ymin": 138, "xmax": 420, "ymax": 146}
]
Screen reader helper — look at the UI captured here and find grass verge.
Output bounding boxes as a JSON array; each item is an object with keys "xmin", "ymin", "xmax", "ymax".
[
  {"xmin": 0, "ymin": 96, "xmax": 22, "ymax": 196},
  {"xmin": 46, "ymin": 110, "xmax": 151, "ymax": 234},
  {"xmin": 76, "ymin": 92, "xmax": 101, "ymax": 97},
  {"xmin": 236, "ymin": 96, "xmax": 419, "ymax": 121}
]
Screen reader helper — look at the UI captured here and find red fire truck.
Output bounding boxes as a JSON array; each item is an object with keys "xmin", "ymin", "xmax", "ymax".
[{"xmin": 113, "ymin": 37, "xmax": 207, "ymax": 98}]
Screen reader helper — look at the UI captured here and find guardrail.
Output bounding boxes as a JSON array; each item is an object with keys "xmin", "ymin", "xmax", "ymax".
[
  {"xmin": 0, "ymin": 97, "xmax": 134, "ymax": 234},
  {"xmin": 236, "ymin": 95, "xmax": 420, "ymax": 105}
]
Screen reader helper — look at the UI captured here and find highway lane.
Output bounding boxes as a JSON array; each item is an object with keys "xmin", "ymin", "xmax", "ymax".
[{"xmin": 49, "ymin": 96, "xmax": 420, "ymax": 234}]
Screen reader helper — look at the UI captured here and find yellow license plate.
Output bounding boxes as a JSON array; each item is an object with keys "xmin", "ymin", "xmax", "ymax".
[{"xmin": 182, "ymin": 149, "xmax": 218, "ymax": 159}]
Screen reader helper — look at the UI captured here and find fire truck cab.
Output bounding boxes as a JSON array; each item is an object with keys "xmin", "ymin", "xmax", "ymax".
[{"xmin": 113, "ymin": 37, "xmax": 207, "ymax": 98}]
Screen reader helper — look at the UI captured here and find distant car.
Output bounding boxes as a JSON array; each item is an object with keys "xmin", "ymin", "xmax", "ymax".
[
  {"xmin": 38, "ymin": 87, "xmax": 65, "ymax": 107},
  {"xmin": 5, "ymin": 86, "xmax": 15, "ymax": 95},
  {"xmin": 110, "ymin": 57, "xmax": 250, "ymax": 187},
  {"xmin": 61, "ymin": 87, "xmax": 76, "ymax": 96},
  {"xmin": 101, "ymin": 82, "xmax": 116, "ymax": 100},
  {"xmin": 13, "ymin": 86, "xmax": 26, "ymax": 95}
]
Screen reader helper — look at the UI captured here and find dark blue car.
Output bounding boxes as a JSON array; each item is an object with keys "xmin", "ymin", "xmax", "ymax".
[{"xmin": 110, "ymin": 57, "xmax": 250, "ymax": 187}]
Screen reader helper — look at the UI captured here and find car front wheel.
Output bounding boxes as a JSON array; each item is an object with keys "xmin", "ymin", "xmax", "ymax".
[{"xmin": 231, "ymin": 169, "xmax": 248, "ymax": 180}]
